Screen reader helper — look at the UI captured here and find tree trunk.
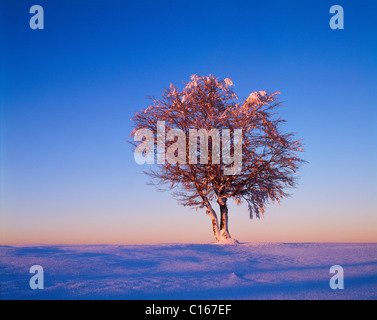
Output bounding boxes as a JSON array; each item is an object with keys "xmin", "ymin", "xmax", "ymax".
[
  {"xmin": 204, "ymin": 198, "xmax": 238, "ymax": 244},
  {"xmin": 219, "ymin": 203, "xmax": 231, "ymax": 239},
  {"xmin": 218, "ymin": 199, "xmax": 238, "ymax": 244},
  {"xmin": 205, "ymin": 204, "xmax": 221, "ymax": 242}
]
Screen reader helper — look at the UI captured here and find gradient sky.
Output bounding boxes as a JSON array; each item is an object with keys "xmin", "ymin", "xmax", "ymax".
[{"xmin": 1, "ymin": 0, "xmax": 376, "ymax": 245}]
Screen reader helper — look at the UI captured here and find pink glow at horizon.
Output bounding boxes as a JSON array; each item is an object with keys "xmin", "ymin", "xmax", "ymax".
[{"xmin": 2, "ymin": 193, "xmax": 376, "ymax": 245}]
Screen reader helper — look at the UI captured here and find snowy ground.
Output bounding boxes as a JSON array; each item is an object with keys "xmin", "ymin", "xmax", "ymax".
[{"xmin": 1, "ymin": 243, "xmax": 376, "ymax": 300}]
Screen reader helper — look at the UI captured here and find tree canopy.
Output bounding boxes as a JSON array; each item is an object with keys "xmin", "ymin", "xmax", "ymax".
[{"xmin": 131, "ymin": 75, "xmax": 305, "ymax": 243}]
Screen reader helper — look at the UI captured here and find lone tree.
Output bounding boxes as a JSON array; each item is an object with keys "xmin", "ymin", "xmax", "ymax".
[{"xmin": 131, "ymin": 75, "xmax": 304, "ymax": 243}]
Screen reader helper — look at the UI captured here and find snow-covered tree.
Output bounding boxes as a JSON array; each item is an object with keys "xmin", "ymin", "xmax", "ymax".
[{"xmin": 131, "ymin": 75, "xmax": 304, "ymax": 243}]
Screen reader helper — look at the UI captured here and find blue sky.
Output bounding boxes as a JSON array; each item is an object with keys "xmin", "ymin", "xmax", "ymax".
[{"xmin": 1, "ymin": 0, "xmax": 376, "ymax": 244}]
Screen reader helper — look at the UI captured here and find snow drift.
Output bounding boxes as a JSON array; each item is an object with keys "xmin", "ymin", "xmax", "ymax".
[{"xmin": 1, "ymin": 243, "xmax": 376, "ymax": 299}]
